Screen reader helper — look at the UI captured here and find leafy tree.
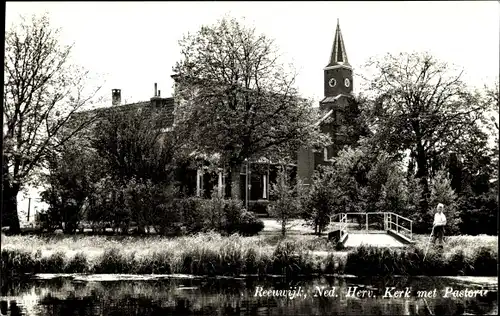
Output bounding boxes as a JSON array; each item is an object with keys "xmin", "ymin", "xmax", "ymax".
[
  {"xmin": 123, "ymin": 178, "xmax": 179, "ymax": 235},
  {"xmin": 173, "ymin": 16, "xmax": 328, "ymax": 199},
  {"xmin": 429, "ymin": 170, "xmax": 461, "ymax": 235},
  {"xmin": 405, "ymin": 174, "xmax": 424, "ymax": 222},
  {"xmin": 2, "ymin": 14, "xmax": 102, "ymax": 233},
  {"xmin": 303, "ymin": 139, "xmax": 421, "ymax": 234},
  {"xmin": 199, "ymin": 189, "xmax": 227, "ymax": 232},
  {"xmin": 88, "ymin": 107, "xmax": 181, "ymax": 233},
  {"xmin": 442, "ymin": 82, "xmax": 498, "ymax": 235},
  {"xmin": 85, "ymin": 177, "xmax": 114, "ymax": 233},
  {"xmin": 451, "ymin": 132, "xmax": 498, "ymax": 235},
  {"xmin": 364, "ymin": 52, "xmax": 491, "ymax": 218},
  {"xmin": 92, "ymin": 107, "xmax": 180, "ymax": 185},
  {"xmin": 269, "ymin": 165, "xmax": 303, "ymax": 237},
  {"xmin": 329, "ymin": 141, "xmax": 408, "ymax": 214},
  {"xmin": 375, "ymin": 158, "xmax": 411, "ymax": 216},
  {"xmin": 302, "ymin": 166, "xmax": 336, "ymax": 235},
  {"xmin": 40, "ymin": 141, "xmax": 101, "ymax": 233}
]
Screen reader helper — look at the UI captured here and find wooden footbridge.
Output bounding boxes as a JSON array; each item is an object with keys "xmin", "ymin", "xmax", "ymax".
[{"xmin": 329, "ymin": 212, "xmax": 415, "ymax": 248}]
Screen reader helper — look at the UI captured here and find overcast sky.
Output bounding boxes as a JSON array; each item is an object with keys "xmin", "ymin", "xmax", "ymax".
[{"xmin": 5, "ymin": 1, "xmax": 500, "ymax": 105}]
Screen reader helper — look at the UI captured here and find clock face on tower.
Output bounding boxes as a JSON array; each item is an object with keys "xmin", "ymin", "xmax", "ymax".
[
  {"xmin": 328, "ymin": 78, "xmax": 337, "ymax": 87},
  {"xmin": 344, "ymin": 78, "xmax": 350, "ymax": 88}
]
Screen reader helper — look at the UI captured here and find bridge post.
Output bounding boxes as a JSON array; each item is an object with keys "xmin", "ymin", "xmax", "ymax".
[
  {"xmin": 366, "ymin": 213, "xmax": 368, "ymax": 231},
  {"xmin": 410, "ymin": 221, "xmax": 412, "ymax": 240},
  {"xmin": 396, "ymin": 215, "xmax": 399, "ymax": 234}
]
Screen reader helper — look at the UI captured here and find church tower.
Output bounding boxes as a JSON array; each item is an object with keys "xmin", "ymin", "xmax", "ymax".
[
  {"xmin": 319, "ymin": 19, "xmax": 354, "ymax": 159},
  {"xmin": 321, "ymin": 19, "xmax": 353, "ymax": 110},
  {"xmin": 297, "ymin": 19, "xmax": 356, "ymax": 185}
]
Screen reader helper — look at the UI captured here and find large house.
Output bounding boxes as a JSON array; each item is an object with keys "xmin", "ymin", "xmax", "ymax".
[{"xmin": 41, "ymin": 20, "xmax": 361, "ymax": 216}]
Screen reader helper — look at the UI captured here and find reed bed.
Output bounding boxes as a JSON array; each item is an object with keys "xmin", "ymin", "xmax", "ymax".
[
  {"xmin": 2, "ymin": 233, "xmax": 496, "ymax": 277},
  {"xmin": 2, "ymin": 232, "xmax": 332, "ymax": 277},
  {"xmin": 345, "ymin": 237, "xmax": 498, "ymax": 276}
]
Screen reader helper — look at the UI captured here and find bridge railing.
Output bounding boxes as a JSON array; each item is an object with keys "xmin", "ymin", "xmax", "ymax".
[
  {"xmin": 334, "ymin": 212, "xmax": 388, "ymax": 232},
  {"xmin": 329, "ymin": 212, "xmax": 413, "ymax": 242},
  {"xmin": 329, "ymin": 213, "xmax": 348, "ymax": 240},
  {"xmin": 385, "ymin": 212, "xmax": 413, "ymax": 241},
  {"xmin": 339, "ymin": 213, "xmax": 347, "ymax": 240}
]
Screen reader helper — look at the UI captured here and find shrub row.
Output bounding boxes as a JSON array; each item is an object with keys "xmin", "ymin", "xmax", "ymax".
[
  {"xmin": 179, "ymin": 197, "xmax": 264, "ymax": 236},
  {"xmin": 2, "ymin": 242, "xmax": 496, "ymax": 277},
  {"xmin": 1, "ymin": 241, "xmax": 323, "ymax": 277},
  {"xmin": 36, "ymin": 195, "xmax": 265, "ymax": 237},
  {"xmin": 344, "ymin": 245, "xmax": 497, "ymax": 276}
]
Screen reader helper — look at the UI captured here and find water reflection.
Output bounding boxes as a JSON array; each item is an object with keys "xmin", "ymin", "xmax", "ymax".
[{"xmin": 0, "ymin": 275, "xmax": 497, "ymax": 315}]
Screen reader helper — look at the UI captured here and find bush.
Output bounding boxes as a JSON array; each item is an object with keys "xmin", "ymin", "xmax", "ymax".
[
  {"xmin": 237, "ymin": 211, "xmax": 264, "ymax": 236},
  {"xmin": 177, "ymin": 198, "xmax": 204, "ymax": 234},
  {"xmin": 223, "ymin": 199, "xmax": 244, "ymax": 234},
  {"xmin": 199, "ymin": 192, "xmax": 227, "ymax": 232},
  {"xmin": 271, "ymin": 240, "xmax": 313, "ymax": 276},
  {"xmin": 154, "ymin": 202, "xmax": 183, "ymax": 236},
  {"xmin": 244, "ymin": 248, "xmax": 258, "ymax": 274},
  {"xmin": 195, "ymin": 194, "xmax": 262, "ymax": 236},
  {"xmin": 40, "ymin": 252, "xmax": 66, "ymax": 273},
  {"xmin": 1, "ymin": 249, "xmax": 36, "ymax": 275},
  {"xmin": 65, "ymin": 252, "xmax": 88, "ymax": 273},
  {"xmin": 446, "ymin": 249, "xmax": 469, "ymax": 276},
  {"xmin": 136, "ymin": 251, "xmax": 172, "ymax": 274},
  {"xmin": 94, "ymin": 248, "xmax": 130, "ymax": 273},
  {"xmin": 249, "ymin": 202, "xmax": 269, "ymax": 215},
  {"xmin": 471, "ymin": 246, "xmax": 497, "ymax": 276}
]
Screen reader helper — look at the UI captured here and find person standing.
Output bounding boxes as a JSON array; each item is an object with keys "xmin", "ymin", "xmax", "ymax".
[{"xmin": 432, "ymin": 203, "xmax": 447, "ymax": 248}]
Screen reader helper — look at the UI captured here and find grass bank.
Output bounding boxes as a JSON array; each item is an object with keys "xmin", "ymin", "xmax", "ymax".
[{"xmin": 1, "ymin": 233, "xmax": 497, "ymax": 277}]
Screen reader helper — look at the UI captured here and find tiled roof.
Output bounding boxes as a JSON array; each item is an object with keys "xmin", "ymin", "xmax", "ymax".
[{"xmin": 73, "ymin": 97, "xmax": 175, "ymax": 129}]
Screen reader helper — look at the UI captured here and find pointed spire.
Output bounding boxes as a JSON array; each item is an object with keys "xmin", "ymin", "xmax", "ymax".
[{"xmin": 327, "ymin": 19, "xmax": 350, "ymax": 68}]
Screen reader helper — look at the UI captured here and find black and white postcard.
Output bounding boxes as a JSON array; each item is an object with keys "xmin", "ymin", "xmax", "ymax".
[{"xmin": 2, "ymin": 2, "xmax": 498, "ymax": 315}]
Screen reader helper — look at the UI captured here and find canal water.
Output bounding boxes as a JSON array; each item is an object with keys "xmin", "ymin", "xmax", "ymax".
[{"xmin": 0, "ymin": 274, "xmax": 497, "ymax": 315}]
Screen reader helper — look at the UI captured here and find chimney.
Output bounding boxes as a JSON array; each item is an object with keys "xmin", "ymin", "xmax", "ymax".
[
  {"xmin": 112, "ymin": 89, "xmax": 121, "ymax": 106},
  {"xmin": 154, "ymin": 83, "xmax": 158, "ymax": 97},
  {"xmin": 158, "ymin": 90, "xmax": 161, "ymax": 97}
]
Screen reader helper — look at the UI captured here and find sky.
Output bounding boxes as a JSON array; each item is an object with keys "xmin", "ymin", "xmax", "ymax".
[{"xmin": 5, "ymin": 1, "xmax": 500, "ymax": 106}]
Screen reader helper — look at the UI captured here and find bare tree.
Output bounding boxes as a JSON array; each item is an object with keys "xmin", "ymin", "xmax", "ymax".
[
  {"xmin": 173, "ymin": 16, "xmax": 328, "ymax": 199},
  {"xmin": 2, "ymin": 14, "xmax": 102, "ymax": 233}
]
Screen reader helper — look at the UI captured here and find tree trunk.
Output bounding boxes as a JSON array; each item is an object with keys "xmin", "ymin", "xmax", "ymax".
[
  {"xmin": 2, "ymin": 181, "xmax": 21, "ymax": 234},
  {"xmin": 415, "ymin": 142, "xmax": 430, "ymax": 216},
  {"xmin": 230, "ymin": 163, "xmax": 242, "ymax": 200},
  {"xmin": 448, "ymin": 153, "xmax": 462, "ymax": 194}
]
